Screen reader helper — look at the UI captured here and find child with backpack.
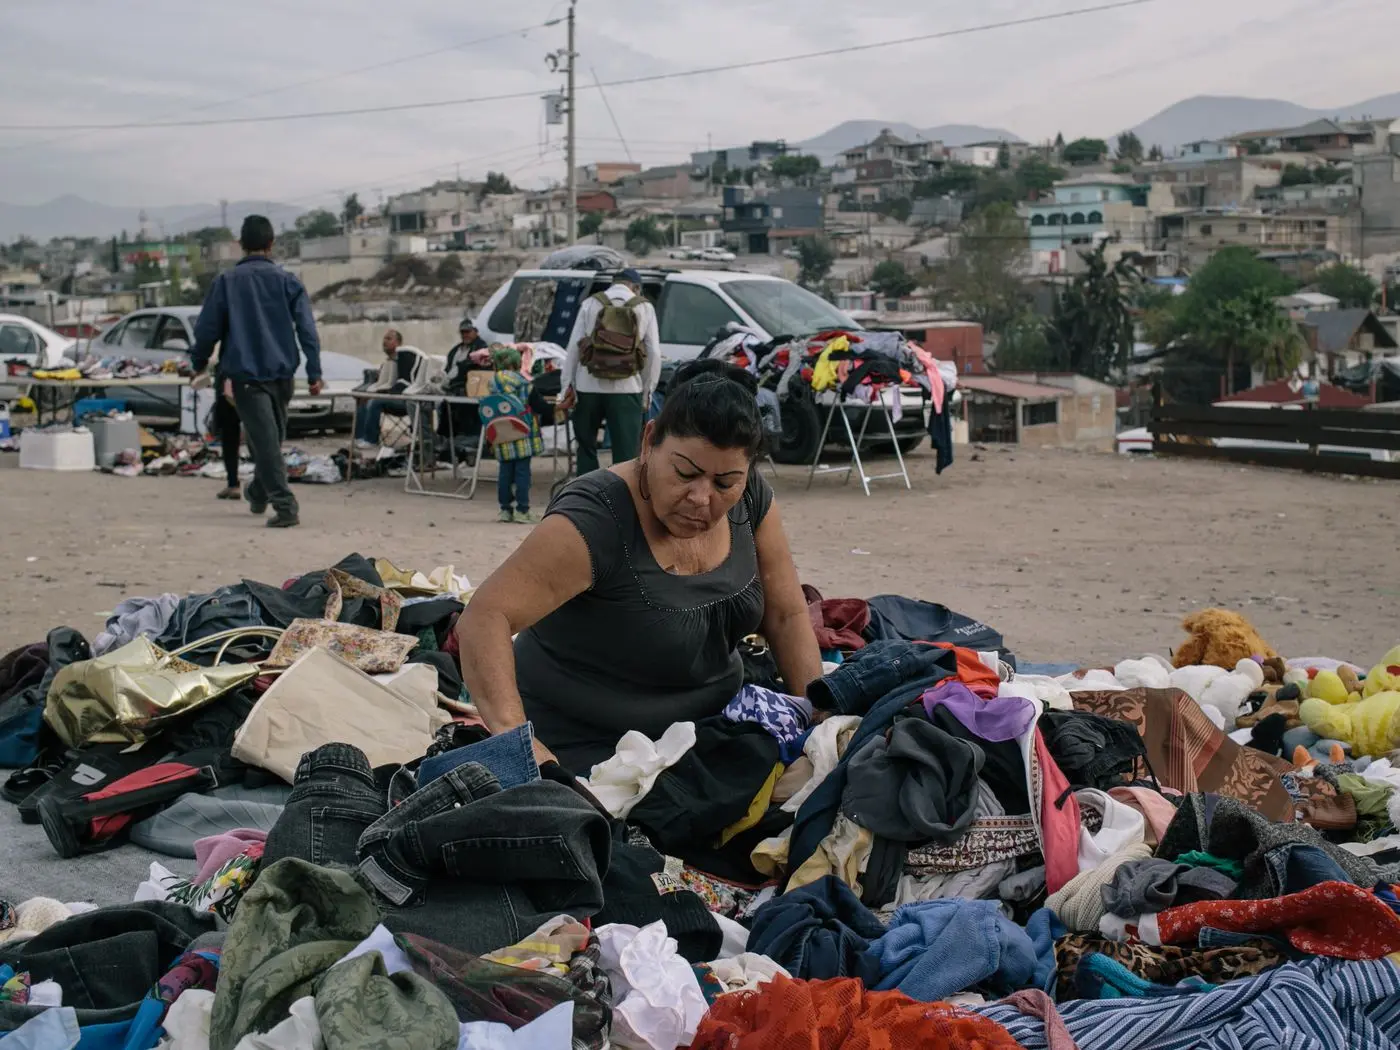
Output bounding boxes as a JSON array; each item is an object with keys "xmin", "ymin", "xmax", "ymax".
[{"xmin": 486, "ymin": 344, "xmax": 544, "ymax": 524}]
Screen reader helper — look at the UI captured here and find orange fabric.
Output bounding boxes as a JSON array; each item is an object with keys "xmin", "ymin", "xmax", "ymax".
[
  {"xmin": 691, "ymin": 975, "xmax": 1023, "ymax": 1050},
  {"xmin": 931, "ymin": 642, "xmax": 1002, "ymax": 699}
]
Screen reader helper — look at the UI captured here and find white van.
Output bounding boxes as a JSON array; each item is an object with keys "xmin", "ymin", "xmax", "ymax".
[{"xmin": 475, "ymin": 267, "xmax": 928, "ymax": 462}]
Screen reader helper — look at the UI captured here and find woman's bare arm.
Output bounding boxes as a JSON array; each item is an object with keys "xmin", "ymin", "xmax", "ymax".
[
  {"xmin": 754, "ymin": 501, "xmax": 824, "ymax": 698},
  {"xmin": 454, "ymin": 514, "xmax": 593, "ymax": 763}
]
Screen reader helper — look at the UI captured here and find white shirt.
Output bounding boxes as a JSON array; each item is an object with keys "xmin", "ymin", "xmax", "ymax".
[{"xmin": 562, "ymin": 284, "xmax": 662, "ymax": 397}]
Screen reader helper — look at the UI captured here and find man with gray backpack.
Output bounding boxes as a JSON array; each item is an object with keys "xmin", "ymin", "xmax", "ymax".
[{"xmin": 560, "ymin": 268, "xmax": 661, "ymax": 475}]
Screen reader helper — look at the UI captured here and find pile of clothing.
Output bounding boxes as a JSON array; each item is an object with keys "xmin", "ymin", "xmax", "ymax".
[
  {"xmin": 26, "ymin": 357, "xmax": 192, "ymax": 382},
  {"xmin": 4, "ymin": 570, "xmax": 1400, "ymax": 1050},
  {"xmin": 701, "ymin": 325, "xmax": 958, "ymax": 472}
]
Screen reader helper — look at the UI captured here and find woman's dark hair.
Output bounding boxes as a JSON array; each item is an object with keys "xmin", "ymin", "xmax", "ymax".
[{"xmin": 650, "ymin": 359, "xmax": 764, "ymax": 460}]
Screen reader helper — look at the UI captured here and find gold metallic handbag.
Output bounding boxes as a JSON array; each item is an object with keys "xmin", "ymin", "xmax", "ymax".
[{"xmin": 43, "ymin": 627, "xmax": 283, "ymax": 749}]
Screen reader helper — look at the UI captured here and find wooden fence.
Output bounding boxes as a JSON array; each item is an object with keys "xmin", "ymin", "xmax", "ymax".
[{"xmin": 1149, "ymin": 403, "xmax": 1400, "ymax": 480}]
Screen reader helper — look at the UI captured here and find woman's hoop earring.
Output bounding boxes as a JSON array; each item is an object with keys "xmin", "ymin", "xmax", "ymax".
[{"xmin": 638, "ymin": 458, "xmax": 652, "ymax": 502}]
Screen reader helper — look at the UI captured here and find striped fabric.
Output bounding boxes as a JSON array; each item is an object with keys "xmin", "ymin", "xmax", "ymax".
[{"xmin": 976, "ymin": 958, "xmax": 1400, "ymax": 1050}]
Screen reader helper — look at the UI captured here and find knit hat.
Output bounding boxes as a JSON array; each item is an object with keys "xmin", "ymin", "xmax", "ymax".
[{"xmin": 490, "ymin": 344, "xmax": 522, "ymax": 370}]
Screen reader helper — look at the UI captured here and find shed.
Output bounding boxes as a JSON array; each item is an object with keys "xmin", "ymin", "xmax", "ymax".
[{"xmin": 961, "ymin": 373, "xmax": 1117, "ymax": 449}]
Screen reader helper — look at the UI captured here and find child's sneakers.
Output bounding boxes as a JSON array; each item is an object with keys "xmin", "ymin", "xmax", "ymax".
[
  {"xmin": 498, "ymin": 509, "xmax": 515, "ymax": 523},
  {"xmin": 513, "ymin": 510, "xmax": 540, "ymax": 525}
]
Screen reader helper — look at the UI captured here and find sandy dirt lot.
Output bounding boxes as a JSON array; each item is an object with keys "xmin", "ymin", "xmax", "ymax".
[{"xmin": 3, "ymin": 445, "xmax": 1397, "ymax": 665}]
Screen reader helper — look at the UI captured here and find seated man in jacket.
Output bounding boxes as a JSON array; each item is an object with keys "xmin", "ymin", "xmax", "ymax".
[{"xmin": 354, "ymin": 328, "xmax": 423, "ymax": 449}]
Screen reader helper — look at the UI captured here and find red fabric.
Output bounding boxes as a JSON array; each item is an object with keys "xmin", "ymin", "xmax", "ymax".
[
  {"xmin": 930, "ymin": 643, "xmax": 1001, "ymax": 699},
  {"xmin": 691, "ymin": 975, "xmax": 1023, "ymax": 1050},
  {"xmin": 1155, "ymin": 880, "xmax": 1400, "ymax": 959},
  {"xmin": 804, "ymin": 590, "xmax": 870, "ymax": 652},
  {"xmin": 84, "ymin": 762, "xmax": 204, "ymax": 840},
  {"xmin": 1036, "ymin": 728, "xmax": 1081, "ymax": 896}
]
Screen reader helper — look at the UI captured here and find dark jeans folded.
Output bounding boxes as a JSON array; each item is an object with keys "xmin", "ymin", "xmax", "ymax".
[
  {"xmin": 262, "ymin": 742, "xmax": 611, "ymax": 954},
  {"xmin": 0, "ymin": 901, "xmax": 214, "ymax": 1028}
]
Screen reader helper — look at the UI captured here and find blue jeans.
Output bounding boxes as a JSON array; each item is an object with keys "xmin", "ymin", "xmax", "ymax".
[
  {"xmin": 497, "ymin": 457, "xmax": 532, "ymax": 512},
  {"xmin": 355, "ymin": 398, "xmax": 387, "ymax": 443}
]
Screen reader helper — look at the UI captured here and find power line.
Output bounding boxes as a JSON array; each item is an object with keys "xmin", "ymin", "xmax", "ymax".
[
  {"xmin": 0, "ymin": 1, "xmax": 1159, "ymax": 133},
  {"xmin": 0, "ymin": 18, "xmax": 559, "ymax": 154}
]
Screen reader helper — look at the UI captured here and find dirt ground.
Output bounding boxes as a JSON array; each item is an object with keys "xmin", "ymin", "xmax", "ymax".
[{"xmin": 3, "ymin": 444, "xmax": 1397, "ymax": 665}]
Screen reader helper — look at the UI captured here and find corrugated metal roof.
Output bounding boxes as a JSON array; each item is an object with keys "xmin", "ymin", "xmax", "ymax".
[
  {"xmin": 960, "ymin": 375, "xmax": 1069, "ymax": 400},
  {"xmin": 1216, "ymin": 379, "xmax": 1371, "ymax": 409}
]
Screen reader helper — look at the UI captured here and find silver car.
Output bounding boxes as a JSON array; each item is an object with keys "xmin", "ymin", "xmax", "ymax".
[{"xmin": 84, "ymin": 306, "xmax": 364, "ymax": 433}]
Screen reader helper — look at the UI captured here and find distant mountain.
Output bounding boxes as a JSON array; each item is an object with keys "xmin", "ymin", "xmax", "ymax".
[
  {"xmin": 0, "ymin": 195, "xmax": 306, "ymax": 242},
  {"xmin": 797, "ymin": 119, "xmax": 1023, "ymax": 162},
  {"xmin": 1126, "ymin": 92, "xmax": 1400, "ymax": 152}
]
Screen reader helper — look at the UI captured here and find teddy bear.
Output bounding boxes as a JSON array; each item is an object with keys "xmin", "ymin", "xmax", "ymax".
[
  {"xmin": 1364, "ymin": 646, "xmax": 1400, "ymax": 698},
  {"xmin": 1113, "ymin": 653, "xmax": 1266, "ymax": 729},
  {"xmin": 1173, "ymin": 609, "xmax": 1278, "ymax": 670},
  {"xmin": 1299, "ymin": 690, "xmax": 1400, "ymax": 759}
]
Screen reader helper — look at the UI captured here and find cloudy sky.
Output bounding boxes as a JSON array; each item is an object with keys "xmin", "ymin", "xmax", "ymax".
[{"xmin": 0, "ymin": 0, "xmax": 1395, "ymax": 209}]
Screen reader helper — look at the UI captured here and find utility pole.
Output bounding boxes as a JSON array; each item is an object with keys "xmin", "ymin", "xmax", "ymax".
[{"xmin": 565, "ymin": 0, "xmax": 578, "ymax": 244}]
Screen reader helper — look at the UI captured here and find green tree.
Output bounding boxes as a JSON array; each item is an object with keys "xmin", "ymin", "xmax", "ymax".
[
  {"xmin": 1314, "ymin": 165, "xmax": 1347, "ymax": 186},
  {"xmin": 132, "ymin": 257, "xmax": 163, "ymax": 286},
  {"xmin": 1154, "ymin": 247, "xmax": 1301, "ymax": 400},
  {"xmin": 186, "ymin": 226, "xmax": 233, "ymax": 250},
  {"xmin": 1313, "ymin": 262, "xmax": 1377, "ymax": 308},
  {"xmin": 724, "ymin": 167, "xmax": 744, "ymax": 186},
  {"xmin": 1054, "ymin": 131, "xmax": 1065, "ymax": 150},
  {"xmin": 1045, "ymin": 242, "xmax": 1138, "ymax": 380},
  {"xmin": 578, "ymin": 211, "xmax": 604, "ymax": 237},
  {"xmin": 1062, "ymin": 137, "xmax": 1109, "ymax": 165},
  {"xmin": 1281, "ymin": 163, "xmax": 1315, "ymax": 187},
  {"xmin": 1147, "ymin": 144, "xmax": 1164, "ymax": 162},
  {"xmin": 626, "ymin": 217, "xmax": 667, "ymax": 255},
  {"xmin": 295, "ymin": 209, "xmax": 341, "ymax": 239},
  {"xmin": 342, "ymin": 192, "xmax": 365, "ymax": 227},
  {"xmin": 994, "ymin": 312, "xmax": 1055, "ymax": 370},
  {"xmin": 1112, "ymin": 161, "xmax": 1133, "ymax": 175},
  {"xmin": 795, "ymin": 237, "xmax": 834, "ymax": 290},
  {"xmin": 435, "ymin": 253, "xmax": 465, "ymax": 285},
  {"xmin": 996, "ymin": 142, "xmax": 1011, "ymax": 169},
  {"xmin": 870, "ymin": 260, "xmax": 918, "ymax": 299},
  {"xmin": 769, "ymin": 154, "xmax": 822, "ymax": 180},
  {"xmin": 913, "ymin": 164, "xmax": 982, "ymax": 199},
  {"xmin": 1014, "ymin": 157, "xmax": 1065, "ymax": 198},
  {"xmin": 1116, "ymin": 130, "xmax": 1144, "ymax": 163},
  {"xmin": 934, "ymin": 202, "xmax": 1028, "ymax": 334},
  {"xmin": 483, "ymin": 171, "xmax": 515, "ymax": 195}
]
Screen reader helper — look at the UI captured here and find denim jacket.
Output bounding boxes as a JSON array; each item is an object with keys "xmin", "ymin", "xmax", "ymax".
[{"xmin": 192, "ymin": 257, "xmax": 322, "ymax": 382}]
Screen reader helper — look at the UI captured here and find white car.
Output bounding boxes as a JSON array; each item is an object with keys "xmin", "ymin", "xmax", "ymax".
[
  {"xmin": 665, "ymin": 247, "xmax": 698, "ymax": 260},
  {"xmin": 475, "ymin": 266, "xmax": 929, "ymax": 463},
  {"xmin": 83, "ymin": 306, "xmax": 366, "ymax": 433},
  {"xmin": 698, "ymin": 247, "xmax": 737, "ymax": 262},
  {"xmin": 0, "ymin": 313, "xmax": 75, "ymax": 401}
]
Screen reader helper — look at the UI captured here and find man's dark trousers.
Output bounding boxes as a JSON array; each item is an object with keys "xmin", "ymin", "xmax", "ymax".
[
  {"xmin": 573, "ymin": 391, "xmax": 643, "ymax": 475},
  {"xmin": 232, "ymin": 378, "xmax": 296, "ymax": 517}
]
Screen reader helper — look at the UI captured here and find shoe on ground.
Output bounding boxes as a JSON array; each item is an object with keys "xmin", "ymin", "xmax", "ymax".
[
  {"xmin": 266, "ymin": 512, "xmax": 300, "ymax": 529},
  {"xmin": 498, "ymin": 509, "xmax": 514, "ymax": 523},
  {"xmin": 513, "ymin": 510, "xmax": 540, "ymax": 525},
  {"xmin": 216, "ymin": 485, "xmax": 241, "ymax": 500},
  {"xmin": 354, "ymin": 439, "xmax": 377, "ymax": 450}
]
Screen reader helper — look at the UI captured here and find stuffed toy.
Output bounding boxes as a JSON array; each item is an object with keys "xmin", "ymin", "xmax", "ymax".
[
  {"xmin": 1364, "ymin": 646, "xmax": 1400, "ymax": 698},
  {"xmin": 1173, "ymin": 609, "xmax": 1278, "ymax": 670},
  {"xmin": 1299, "ymin": 690, "xmax": 1400, "ymax": 759},
  {"xmin": 1308, "ymin": 670, "xmax": 1359, "ymax": 706},
  {"xmin": 1169, "ymin": 659, "xmax": 1266, "ymax": 729}
]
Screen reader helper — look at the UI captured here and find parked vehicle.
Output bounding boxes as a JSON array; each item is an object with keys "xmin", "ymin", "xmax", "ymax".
[
  {"xmin": 476, "ymin": 267, "xmax": 927, "ymax": 463},
  {"xmin": 666, "ymin": 247, "xmax": 699, "ymax": 260},
  {"xmin": 698, "ymin": 247, "xmax": 737, "ymax": 262},
  {"xmin": 83, "ymin": 306, "xmax": 365, "ymax": 433},
  {"xmin": 0, "ymin": 313, "xmax": 75, "ymax": 401}
]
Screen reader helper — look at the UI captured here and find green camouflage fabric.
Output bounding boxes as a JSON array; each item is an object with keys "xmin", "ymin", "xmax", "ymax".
[
  {"xmin": 314, "ymin": 951, "xmax": 458, "ymax": 1050},
  {"xmin": 210, "ymin": 859, "xmax": 380, "ymax": 1050}
]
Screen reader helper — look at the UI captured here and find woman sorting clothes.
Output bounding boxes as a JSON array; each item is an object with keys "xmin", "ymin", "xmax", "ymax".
[{"xmin": 456, "ymin": 360, "xmax": 824, "ymax": 774}]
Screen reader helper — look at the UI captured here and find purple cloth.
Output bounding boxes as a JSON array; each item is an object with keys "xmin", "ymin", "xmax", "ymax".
[
  {"xmin": 193, "ymin": 828, "xmax": 267, "ymax": 883},
  {"xmin": 921, "ymin": 682, "xmax": 1036, "ymax": 742}
]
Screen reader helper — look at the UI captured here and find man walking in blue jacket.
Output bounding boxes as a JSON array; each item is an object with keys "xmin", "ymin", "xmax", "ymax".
[{"xmin": 191, "ymin": 215, "xmax": 322, "ymax": 528}]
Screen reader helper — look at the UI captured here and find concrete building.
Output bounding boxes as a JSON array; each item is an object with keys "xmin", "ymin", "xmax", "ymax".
[
  {"xmin": 1354, "ymin": 153, "xmax": 1400, "ymax": 254},
  {"xmin": 576, "ymin": 162, "xmax": 642, "ymax": 185},
  {"xmin": 721, "ymin": 186, "xmax": 823, "ymax": 255},
  {"xmin": 838, "ymin": 129, "xmax": 944, "ymax": 171},
  {"xmin": 1172, "ymin": 140, "xmax": 1241, "ymax": 163},
  {"xmin": 614, "ymin": 164, "xmax": 707, "ymax": 201},
  {"xmin": 1021, "ymin": 175, "xmax": 1174, "ymax": 273},
  {"xmin": 1300, "ymin": 308, "xmax": 1399, "ymax": 378},
  {"xmin": 960, "ymin": 373, "xmax": 1116, "ymax": 449},
  {"xmin": 1141, "ymin": 154, "xmax": 1304, "ymax": 210},
  {"xmin": 1158, "ymin": 209, "xmax": 1340, "ymax": 269},
  {"xmin": 691, "ymin": 141, "xmax": 790, "ymax": 174},
  {"xmin": 950, "ymin": 143, "xmax": 1003, "ymax": 168},
  {"xmin": 385, "ymin": 182, "xmax": 527, "ymax": 246}
]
